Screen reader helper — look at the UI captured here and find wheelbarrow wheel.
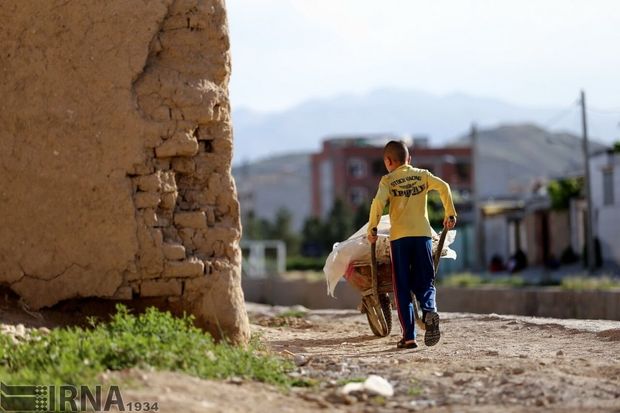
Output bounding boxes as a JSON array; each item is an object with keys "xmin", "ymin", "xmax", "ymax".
[{"xmin": 364, "ymin": 294, "xmax": 392, "ymax": 337}]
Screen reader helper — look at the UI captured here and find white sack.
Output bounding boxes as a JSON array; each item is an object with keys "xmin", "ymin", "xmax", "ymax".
[{"xmin": 324, "ymin": 215, "xmax": 456, "ymax": 296}]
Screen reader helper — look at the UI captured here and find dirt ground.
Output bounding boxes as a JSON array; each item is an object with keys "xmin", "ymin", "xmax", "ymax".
[{"xmin": 2, "ymin": 295, "xmax": 620, "ymax": 412}]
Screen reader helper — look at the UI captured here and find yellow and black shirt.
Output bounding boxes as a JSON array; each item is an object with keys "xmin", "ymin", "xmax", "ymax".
[{"xmin": 368, "ymin": 164, "xmax": 457, "ymax": 240}]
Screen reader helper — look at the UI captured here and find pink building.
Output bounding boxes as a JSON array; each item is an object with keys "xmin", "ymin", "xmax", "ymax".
[{"xmin": 311, "ymin": 135, "xmax": 472, "ymax": 217}]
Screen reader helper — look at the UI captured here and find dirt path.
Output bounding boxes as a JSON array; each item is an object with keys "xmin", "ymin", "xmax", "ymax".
[
  {"xmin": 246, "ymin": 304, "xmax": 620, "ymax": 412},
  {"xmin": 111, "ymin": 304, "xmax": 620, "ymax": 412},
  {"xmin": 3, "ymin": 298, "xmax": 620, "ymax": 412}
]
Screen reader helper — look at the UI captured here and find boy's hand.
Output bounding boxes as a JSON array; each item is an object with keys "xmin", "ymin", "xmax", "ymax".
[
  {"xmin": 444, "ymin": 215, "xmax": 457, "ymax": 229},
  {"xmin": 367, "ymin": 227, "xmax": 378, "ymax": 243}
]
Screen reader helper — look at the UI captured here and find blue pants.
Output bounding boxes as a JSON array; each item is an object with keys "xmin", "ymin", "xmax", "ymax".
[{"xmin": 390, "ymin": 236, "xmax": 437, "ymax": 340}]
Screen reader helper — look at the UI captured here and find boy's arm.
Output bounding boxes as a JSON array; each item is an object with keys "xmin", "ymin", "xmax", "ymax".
[
  {"xmin": 426, "ymin": 171, "xmax": 457, "ymax": 220},
  {"xmin": 367, "ymin": 177, "xmax": 389, "ymax": 240}
]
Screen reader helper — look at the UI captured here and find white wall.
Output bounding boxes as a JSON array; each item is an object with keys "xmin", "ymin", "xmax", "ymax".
[{"xmin": 590, "ymin": 151, "xmax": 620, "ymax": 265}]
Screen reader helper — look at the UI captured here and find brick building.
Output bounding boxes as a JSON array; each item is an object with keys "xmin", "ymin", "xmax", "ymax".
[{"xmin": 311, "ymin": 135, "xmax": 472, "ymax": 218}]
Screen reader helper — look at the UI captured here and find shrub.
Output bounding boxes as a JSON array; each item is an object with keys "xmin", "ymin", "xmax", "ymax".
[
  {"xmin": 286, "ymin": 255, "xmax": 326, "ymax": 271},
  {"xmin": 561, "ymin": 276, "xmax": 620, "ymax": 291},
  {"xmin": 0, "ymin": 305, "xmax": 293, "ymax": 387}
]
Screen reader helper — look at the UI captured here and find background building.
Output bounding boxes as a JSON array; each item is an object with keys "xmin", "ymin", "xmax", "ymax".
[
  {"xmin": 590, "ymin": 148, "xmax": 620, "ymax": 266},
  {"xmin": 310, "ymin": 135, "xmax": 473, "ymax": 218}
]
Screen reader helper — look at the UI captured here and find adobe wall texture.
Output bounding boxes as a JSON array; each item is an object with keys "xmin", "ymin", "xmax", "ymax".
[{"xmin": 0, "ymin": 0, "xmax": 249, "ymax": 343}]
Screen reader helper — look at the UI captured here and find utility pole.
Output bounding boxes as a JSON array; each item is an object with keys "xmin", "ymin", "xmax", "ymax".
[
  {"xmin": 580, "ymin": 90, "xmax": 596, "ymax": 273},
  {"xmin": 471, "ymin": 123, "xmax": 484, "ymax": 270}
]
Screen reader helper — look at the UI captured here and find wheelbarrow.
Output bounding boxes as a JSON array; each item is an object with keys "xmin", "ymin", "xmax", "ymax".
[{"xmin": 344, "ymin": 227, "xmax": 449, "ymax": 337}]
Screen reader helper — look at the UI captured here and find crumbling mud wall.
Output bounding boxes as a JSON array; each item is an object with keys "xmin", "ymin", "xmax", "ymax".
[{"xmin": 0, "ymin": 0, "xmax": 249, "ymax": 343}]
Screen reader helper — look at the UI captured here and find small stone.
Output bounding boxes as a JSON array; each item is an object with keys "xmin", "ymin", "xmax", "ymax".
[
  {"xmin": 341, "ymin": 382, "xmax": 364, "ymax": 395},
  {"xmin": 363, "ymin": 375, "xmax": 394, "ymax": 397},
  {"xmin": 153, "ymin": 158, "xmax": 170, "ymax": 170},
  {"xmin": 512, "ymin": 368, "xmax": 525, "ymax": 375},
  {"xmin": 160, "ymin": 192, "xmax": 178, "ymax": 210},
  {"xmin": 163, "ymin": 259, "xmax": 205, "ymax": 278},
  {"xmin": 134, "ymin": 192, "xmax": 160, "ymax": 209},
  {"xmin": 228, "ymin": 377, "xmax": 243, "ymax": 385},
  {"xmin": 174, "ymin": 211, "xmax": 207, "ymax": 228},
  {"xmin": 409, "ymin": 399, "xmax": 436, "ymax": 411},
  {"xmin": 141, "ymin": 209, "xmax": 158, "ymax": 226},
  {"xmin": 294, "ymin": 354, "xmax": 309, "ymax": 367},
  {"xmin": 162, "ymin": 243, "xmax": 186, "ymax": 260},
  {"xmin": 155, "ymin": 130, "xmax": 199, "ymax": 158},
  {"xmin": 15, "ymin": 324, "xmax": 26, "ymax": 337},
  {"xmin": 171, "ymin": 157, "xmax": 195, "ymax": 174},
  {"xmin": 134, "ymin": 173, "xmax": 161, "ymax": 192},
  {"xmin": 556, "ymin": 350, "xmax": 564, "ymax": 356},
  {"xmin": 160, "ymin": 171, "xmax": 177, "ymax": 193}
]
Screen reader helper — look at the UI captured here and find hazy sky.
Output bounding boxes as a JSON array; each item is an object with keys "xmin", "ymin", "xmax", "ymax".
[{"xmin": 227, "ymin": 0, "xmax": 620, "ymax": 113}]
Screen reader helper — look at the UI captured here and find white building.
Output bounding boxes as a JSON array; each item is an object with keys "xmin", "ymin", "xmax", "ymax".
[{"xmin": 590, "ymin": 149, "xmax": 620, "ymax": 266}]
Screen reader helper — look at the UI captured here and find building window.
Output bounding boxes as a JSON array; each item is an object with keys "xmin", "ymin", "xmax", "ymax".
[
  {"xmin": 455, "ymin": 162, "xmax": 470, "ymax": 181},
  {"xmin": 372, "ymin": 159, "xmax": 385, "ymax": 176},
  {"xmin": 603, "ymin": 169, "xmax": 614, "ymax": 206},
  {"xmin": 347, "ymin": 158, "xmax": 367, "ymax": 178},
  {"xmin": 349, "ymin": 187, "xmax": 368, "ymax": 206}
]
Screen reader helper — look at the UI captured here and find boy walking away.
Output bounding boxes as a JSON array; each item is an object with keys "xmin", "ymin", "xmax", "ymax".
[{"xmin": 367, "ymin": 140, "xmax": 456, "ymax": 349}]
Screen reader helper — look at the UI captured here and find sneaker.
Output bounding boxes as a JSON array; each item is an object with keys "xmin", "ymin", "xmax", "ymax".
[{"xmin": 423, "ymin": 311, "xmax": 441, "ymax": 346}]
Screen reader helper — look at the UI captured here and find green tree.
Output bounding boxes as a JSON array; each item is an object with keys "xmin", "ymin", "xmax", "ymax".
[
  {"xmin": 301, "ymin": 216, "xmax": 326, "ymax": 256},
  {"xmin": 325, "ymin": 198, "xmax": 354, "ymax": 249},
  {"xmin": 271, "ymin": 208, "xmax": 301, "ymax": 256},
  {"xmin": 548, "ymin": 178, "xmax": 583, "ymax": 210},
  {"xmin": 427, "ymin": 192, "xmax": 444, "ymax": 229},
  {"xmin": 241, "ymin": 210, "xmax": 275, "ymax": 240},
  {"xmin": 353, "ymin": 203, "xmax": 370, "ymax": 229}
]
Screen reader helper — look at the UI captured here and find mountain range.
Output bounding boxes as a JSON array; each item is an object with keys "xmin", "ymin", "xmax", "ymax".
[{"xmin": 231, "ymin": 88, "xmax": 618, "ymax": 164}]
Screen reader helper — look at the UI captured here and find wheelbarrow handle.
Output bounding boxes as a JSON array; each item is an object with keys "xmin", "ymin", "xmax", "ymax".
[
  {"xmin": 370, "ymin": 227, "xmax": 379, "ymax": 297},
  {"xmin": 433, "ymin": 223, "xmax": 450, "ymax": 275}
]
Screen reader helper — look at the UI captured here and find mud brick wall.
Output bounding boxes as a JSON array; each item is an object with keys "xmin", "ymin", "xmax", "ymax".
[{"xmin": 0, "ymin": 0, "xmax": 249, "ymax": 343}]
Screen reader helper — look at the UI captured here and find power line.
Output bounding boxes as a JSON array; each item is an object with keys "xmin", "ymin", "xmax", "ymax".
[
  {"xmin": 542, "ymin": 100, "xmax": 579, "ymax": 129},
  {"xmin": 587, "ymin": 107, "xmax": 620, "ymax": 116}
]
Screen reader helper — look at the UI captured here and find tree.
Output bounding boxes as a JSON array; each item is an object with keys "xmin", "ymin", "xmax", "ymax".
[
  {"xmin": 242, "ymin": 210, "xmax": 266, "ymax": 240},
  {"xmin": 353, "ymin": 203, "xmax": 370, "ymax": 229},
  {"xmin": 301, "ymin": 216, "xmax": 326, "ymax": 257},
  {"xmin": 548, "ymin": 178, "xmax": 583, "ymax": 210},
  {"xmin": 427, "ymin": 192, "xmax": 444, "ymax": 229},
  {"xmin": 324, "ymin": 198, "xmax": 354, "ymax": 250},
  {"xmin": 271, "ymin": 208, "xmax": 301, "ymax": 256}
]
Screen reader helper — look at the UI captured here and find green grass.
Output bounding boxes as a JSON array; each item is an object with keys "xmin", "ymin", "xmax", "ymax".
[
  {"xmin": 441, "ymin": 272, "xmax": 620, "ymax": 291},
  {"xmin": 440, "ymin": 272, "xmax": 485, "ymax": 287},
  {"xmin": 440, "ymin": 273, "xmax": 526, "ymax": 288},
  {"xmin": 286, "ymin": 256, "xmax": 327, "ymax": 272},
  {"xmin": 336, "ymin": 376, "xmax": 366, "ymax": 386},
  {"xmin": 0, "ymin": 304, "xmax": 294, "ymax": 387},
  {"xmin": 278, "ymin": 309, "xmax": 306, "ymax": 318},
  {"xmin": 407, "ymin": 378, "xmax": 424, "ymax": 397},
  {"xmin": 561, "ymin": 276, "xmax": 620, "ymax": 291}
]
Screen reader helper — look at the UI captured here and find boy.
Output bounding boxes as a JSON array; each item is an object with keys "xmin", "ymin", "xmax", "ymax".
[{"xmin": 367, "ymin": 140, "xmax": 456, "ymax": 349}]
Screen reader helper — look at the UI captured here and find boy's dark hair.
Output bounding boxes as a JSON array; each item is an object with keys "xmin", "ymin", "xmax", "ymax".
[{"xmin": 384, "ymin": 140, "xmax": 409, "ymax": 163}]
